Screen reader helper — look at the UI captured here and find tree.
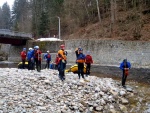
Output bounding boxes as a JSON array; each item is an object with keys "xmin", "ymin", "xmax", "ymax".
[
  {"xmin": 38, "ymin": 11, "xmax": 50, "ymax": 37},
  {"xmin": 1, "ymin": 2, "xmax": 11, "ymax": 29},
  {"xmin": 12, "ymin": 0, "xmax": 32, "ymax": 32},
  {"xmin": 96, "ymin": 0, "xmax": 101, "ymax": 23},
  {"xmin": 31, "ymin": 0, "xmax": 64, "ymax": 38}
]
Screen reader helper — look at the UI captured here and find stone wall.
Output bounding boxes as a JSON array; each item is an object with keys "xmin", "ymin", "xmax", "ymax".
[
  {"xmin": 0, "ymin": 44, "xmax": 11, "ymax": 61},
  {"xmin": 7, "ymin": 40, "xmax": 64, "ymax": 62},
  {"xmin": 1, "ymin": 39, "xmax": 150, "ymax": 68},
  {"xmin": 65, "ymin": 39, "xmax": 150, "ymax": 68},
  {"xmin": 8, "ymin": 45, "xmax": 26, "ymax": 62}
]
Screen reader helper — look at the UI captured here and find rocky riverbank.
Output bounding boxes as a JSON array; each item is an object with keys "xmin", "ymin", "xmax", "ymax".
[{"xmin": 0, "ymin": 68, "xmax": 141, "ymax": 113}]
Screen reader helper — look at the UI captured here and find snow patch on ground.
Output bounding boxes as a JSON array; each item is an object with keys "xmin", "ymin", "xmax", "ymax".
[{"xmin": 36, "ymin": 37, "xmax": 62, "ymax": 41}]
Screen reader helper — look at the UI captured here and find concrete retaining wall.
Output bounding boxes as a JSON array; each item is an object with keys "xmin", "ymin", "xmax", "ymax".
[
  {"xmin": 7, "ymin": 40, "xmax": 64, "ymax": 62},
  {"xmin": 65, "ymin": 39, "xmax": 150, "ymax": 68},
  {"xmin": 1, "ymin": 39, "xmax": 150, "ymax": 68}
]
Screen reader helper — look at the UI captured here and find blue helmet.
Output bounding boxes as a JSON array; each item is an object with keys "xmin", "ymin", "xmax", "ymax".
[
  {"xmin": 23, "ymin": 48, "xmax": 26, "ymax": 51},
  {"xmin": 34, "ymin": 46, "xmax": 39, "ymax": 49},
  {"xmin": 78, "ymin": 48, "xmax": 83, "ymax": 51}
]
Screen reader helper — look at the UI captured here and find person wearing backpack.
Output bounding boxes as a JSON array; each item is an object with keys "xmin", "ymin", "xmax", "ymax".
[
  {"xmin": 85, "ymin": 51, "xmax": 93, "ymax": 76},
  {"xmin": 44, "ymin": 50, "xmax": 51, "ymax": 69},
  {"xmin": 119, "ymin": 59, "xmax": 131, "ymax": 88}
]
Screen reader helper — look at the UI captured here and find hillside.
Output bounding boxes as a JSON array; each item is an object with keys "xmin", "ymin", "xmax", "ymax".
[{"xmin": 63, "ymin": 9, "xmax": 150, "ymax": 41}]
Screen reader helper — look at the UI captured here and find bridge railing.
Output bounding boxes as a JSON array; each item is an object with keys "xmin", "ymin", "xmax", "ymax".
[{"xmin": 0, "ymin": 29, "xmax": 32, "ymax": 38}]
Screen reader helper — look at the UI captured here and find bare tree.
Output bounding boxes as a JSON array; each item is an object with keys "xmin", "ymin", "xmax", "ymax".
[{"xmin": 95, "ymin": 0, "xmax": 101, "ymax": 23}]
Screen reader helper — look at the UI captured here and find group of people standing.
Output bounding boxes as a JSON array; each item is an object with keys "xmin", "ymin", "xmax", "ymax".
[
  {"xmin": 20, "ymin": 44, "xmax": 131, "ymax": 88},
  {"xmin": 57, "ymin": 45, "xmax": 93, "ymax": 81},
  {"xmin": 20, "ymin": 46, "xmax": 42, "ymax": 72},
  {"xmin": 20, "ymin": 44, "xmax": 93, "ymax": 81}
]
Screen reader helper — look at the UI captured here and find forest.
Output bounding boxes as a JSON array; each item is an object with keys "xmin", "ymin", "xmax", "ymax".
[{"xmin": 0, "ymin": 0, "xmax": 150, "ymax": 40}]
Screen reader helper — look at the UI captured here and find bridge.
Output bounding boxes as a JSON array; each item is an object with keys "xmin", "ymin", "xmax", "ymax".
[{"xmin": 0, "ymin": 29, "xmax": 33, "ymax": 45}]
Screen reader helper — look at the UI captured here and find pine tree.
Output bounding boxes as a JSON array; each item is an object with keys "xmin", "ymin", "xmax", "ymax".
[
  {"xmin": 1, "ymin": 2, "xmax": 11, "ymax": 29},
  {"xmin": 38, "ymin": 11, "xmax": 50, "ymax": 37},
  {"xmin": 12, "ymin": 0, "xmax": 31, "ymax": 32}
]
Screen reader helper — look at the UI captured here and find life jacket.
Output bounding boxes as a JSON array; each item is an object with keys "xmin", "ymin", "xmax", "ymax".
[
  {"xmin": 76, "ymin": 53, "xmax": 85, "ymax": 63},
  {"xmin": 85, "ymin": 55, "xmax": 93, "ymax": 64},
  {"xmin": 124, "ymin": 63, "xmax": 129, "ymax": 76},
  {"xmin": 21, "ymin": 51, "xmax": 26, "ymax": 60},
  {"xmin": 125, "ymin": 69, "xmax": 129, "ymax": 76},
  {"xmin": 55, "ymin": 56, "xmax": 59, "ymax": 65},
  {"xmin": 35, "ymin": 50, "xmax": 42, "ymax": 61},
  {"xmin": 58, "ymin": 49, "xmax": 67, "ymax": 60},
  {"xmin": 47, "ymin": 54, "xmax": 51, "ymax": 58}
]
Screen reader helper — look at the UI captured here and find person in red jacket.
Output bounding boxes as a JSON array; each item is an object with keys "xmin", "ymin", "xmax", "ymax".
[
  {"xmin": 55, "ymin": 54, "xmax": 59, "ymax": 70},
  {"xmin": 85, "ymin": 51, "xmax": 93, "ymax": 76},
  {"xmin": 34, "ymin": 46, "xmax": 42, "ymax": 72},
  {"xmin": 20, "ymin": 48, "xmax": 27, "ymax": 69}
]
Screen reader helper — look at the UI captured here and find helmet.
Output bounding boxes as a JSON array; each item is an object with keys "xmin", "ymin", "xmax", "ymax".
[
  {"xmin": 60, "ymin": 44, "xmax": 65, "ymax": 49},
  {"xmin": 78, "ymin": 48, "xmax": 83, "ymax": 51},
  {"xmin": 87, "ymin": 51, "xmax": 90, "ymax": 55},
  {"xmin": 47, "ymin": 50, "xmax": 49, "ymax": 53},
  {"xmin": 29, "ymin": 48, "xmax": 33, "ymax": 50},
  {"xmin": 34, "ymin": 46, "xmax": 39, "ymax": 49},
  {"xmin": 36, "ymin": 46, "xmax": 39, "ymax": 49},
  {"xmin": 23, "ymin": 48, "xmax": 26, "ymax": 51}
]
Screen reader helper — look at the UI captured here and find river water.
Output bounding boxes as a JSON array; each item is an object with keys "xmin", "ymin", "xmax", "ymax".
[{"xmin": 0, "ymin": 62, "xmax": 150, "ymax": 113}]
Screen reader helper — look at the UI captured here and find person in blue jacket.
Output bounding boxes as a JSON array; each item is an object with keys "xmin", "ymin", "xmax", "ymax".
[
  {"xmin": 44, "ymin": 50, "xmax": 51, "ymax": 69},
  {"xmin": 27, "ymin": 48, "xmax": 34, "ymax": 70},
  {"xmin": 120, "ymin": 59, "xmax": 131, "ymax": 88},
  {"xmin": 76, "ymin": 48, "xmax": 86, "ymax": 79}
]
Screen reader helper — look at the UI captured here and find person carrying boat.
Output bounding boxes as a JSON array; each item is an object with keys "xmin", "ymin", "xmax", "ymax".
[
  {"xmin": 76, "ymin": 48, "xmax": 86, "ymax": 79},
  {"xmin": 58, "ymin": 44, "xmax": 67, "ymax": 81},
  {"xmin": 119, "ymin": 59, "xmax": 131, "ymax": 88},
  {"xmin": 85, "ymin": 51, "xmax": 93, "ymax": 76},
  {"xmin": 20, "ymin": 48, "xmax": 27, "ymax": 69},
  {"xmin": 44, "ymin": 50, "xmax": 51, "ymax": 69}
]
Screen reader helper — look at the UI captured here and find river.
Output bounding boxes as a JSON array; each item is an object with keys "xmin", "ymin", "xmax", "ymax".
[{"xmin": 0, "ymin": 62, "xmax": 150, "ymax": 113}]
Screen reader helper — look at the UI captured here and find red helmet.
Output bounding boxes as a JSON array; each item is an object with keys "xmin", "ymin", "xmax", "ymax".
[{"xmin": 60, "ymin": 44, "xmax": 65, "ymax": 49}]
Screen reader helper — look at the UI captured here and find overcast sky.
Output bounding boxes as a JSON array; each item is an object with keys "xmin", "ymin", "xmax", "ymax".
[{"xmin": 0, "ymin": 0, "xmax": 14, "ymax": 9}]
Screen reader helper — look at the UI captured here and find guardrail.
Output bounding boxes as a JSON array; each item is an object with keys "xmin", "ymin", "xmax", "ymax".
[{"xmin": 0, "ymin": 29, "xmax": 32, "ymax": 38}]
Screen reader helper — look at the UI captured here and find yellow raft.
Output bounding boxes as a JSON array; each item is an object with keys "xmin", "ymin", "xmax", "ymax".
[
  {"xmin": 18, "ymin": 62, "xmax": 28, "ymax": 69},
  {"xmin": 65, "ymin": 64, "xmax": 86, "ymax": 74}
]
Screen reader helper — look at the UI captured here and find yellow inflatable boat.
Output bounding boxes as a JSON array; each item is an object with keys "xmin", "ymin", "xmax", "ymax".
[
  {"xmin": 18, "ymin": 62, "xmax": 28, "ymax": 69},
  {"xmin": 65, "ymin": 64, "xmax": 86, "ymax": 74}
]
